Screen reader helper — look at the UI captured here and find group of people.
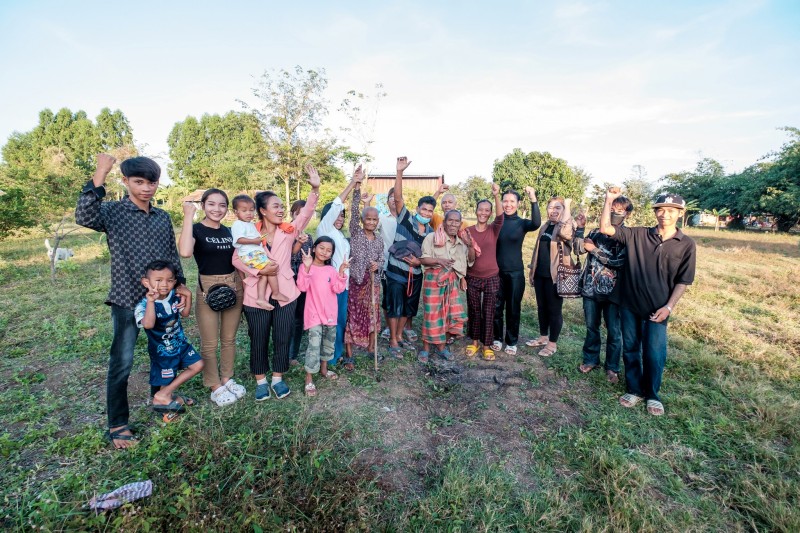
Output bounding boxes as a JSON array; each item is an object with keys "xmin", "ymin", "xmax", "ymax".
[{"xmin": 77, "ymin": 153, "xmax": 695, "ymax": 449}]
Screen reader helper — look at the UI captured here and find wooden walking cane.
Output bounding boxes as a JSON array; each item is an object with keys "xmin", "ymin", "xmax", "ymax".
[{"xmin": 371, "ymin": 271, "xmax": 381, "ymax": 381}]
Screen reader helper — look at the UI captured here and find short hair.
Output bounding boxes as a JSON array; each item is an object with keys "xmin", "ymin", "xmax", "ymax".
[
  {"xmin": 502, "ymin": 190, "xmax": 521, "ymax": 201},
  {"xmin": 548, "ymin": 196, "xmax": 566, "ymax": 209},
  {"xmin": 441, "ymin": 193, "xmax": 456, "ymax": 203},
  {"xmin": 387, "ymin": 187, "xmax": 395, "ymax": 198},
  {"xmin": 312, "ymin": 236, "xmax": 335, "ymax": 265},
  {"xmin": 612, "ymin": 196, "xmax": 634, "ymax": 213},
  {"xmin": 290, "ymin": 199, "xmax": 306, "ymax": 217},
  {"xmin": 444, "ymin": 209, "xmax": 462, "ymax": 221},
  {"xmin": 475, "ymin": 199, "xmax": 493, "ymax": 210},
  {"xmin": 201, "ymin": 188, "xmax": 228, "ymax": 206},
  {"xmin": 120, "ymin": 157, "xmax": 160, "ymax": 182},
  {"xmin": 418, "ymin": 195, "xmax": 437, "ymax": 208},
  {"xmin": 361, "ymin": 206, "xmax": 379, "ymax": 220},
  {"xmin": 144, "ymin": 259, "xmax": 176, "ymax": 277},
  {"xmin": 232, "ymin": 194, "xmax": 255, "ymax": 210}
]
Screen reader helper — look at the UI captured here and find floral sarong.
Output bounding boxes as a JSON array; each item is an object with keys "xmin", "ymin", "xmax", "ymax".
[
  {"xmin": 421, "ymin": 268, "xmax": 466, "ymax": 345},
  {"xmin": 344, "ymin": 273, "xmax": 380, "ymax": 349}
]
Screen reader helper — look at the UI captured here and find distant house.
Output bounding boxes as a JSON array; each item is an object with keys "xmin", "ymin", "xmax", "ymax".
[{"xmin": 365, "ymin": 173, "xmax": 444, "ymax": 195}]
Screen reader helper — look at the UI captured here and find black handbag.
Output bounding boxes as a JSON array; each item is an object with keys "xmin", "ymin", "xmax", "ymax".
[{"xmin": 199, "ymin": 277, "xmax": 237, "ymax": 312}]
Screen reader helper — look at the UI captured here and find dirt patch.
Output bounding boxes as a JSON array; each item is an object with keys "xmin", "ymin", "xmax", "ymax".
[{"xmin": 335, "ymin": 338, "xmax": 589, "ymax": 495}]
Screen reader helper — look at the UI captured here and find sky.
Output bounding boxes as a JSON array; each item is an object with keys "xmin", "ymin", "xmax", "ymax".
[{"xmin": 1, "ymin": 0, "xmax": 798, "ymax": 186}]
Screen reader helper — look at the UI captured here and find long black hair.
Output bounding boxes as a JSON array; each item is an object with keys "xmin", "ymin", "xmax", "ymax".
[
  {"xmin": 201, "ymin": 188, "xmax": 229, "ymax": 206},
  {"xmin": 311, "ymin": 236, "xmax": 336, "ymax": 266}
]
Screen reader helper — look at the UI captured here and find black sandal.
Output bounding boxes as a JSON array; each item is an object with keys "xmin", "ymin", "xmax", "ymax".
[{"xmin": 106, "ymin": 425, "xmax": 138, "ymax": 448}]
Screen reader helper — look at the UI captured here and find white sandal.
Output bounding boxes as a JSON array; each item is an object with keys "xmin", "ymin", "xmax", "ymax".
[
  {"xmin": 504, "ymin": 345, "xmax": 517, "ymax": 356},
  {"xmin": 210, "ymin": 386, "xmax": 237, "ymax": 406},
  {"xmin": 224, "ymin": 378, "xmax": 246, "ymax": 399},
  {"xmin": 491, "ymin": 340, "xmax": 503, "ymax": 351},
  {"xmin": 304, "ymin": 382, "xmax": 317, "ymax": 397}
]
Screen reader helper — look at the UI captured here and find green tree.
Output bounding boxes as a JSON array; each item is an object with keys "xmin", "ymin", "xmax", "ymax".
[
  {"xmin": 492, "ymin": 149, "xmax": 588, "ymax": 204},
  {"xmin": 623, "ymin": 166, "xmax": 657, "ymax": 226},
  {"xmin": 0, "ymin": 107, "xmax": 136, "ymax": 276},
  {"xmin": 243, "ymin": 66, "xmax": 338, "ymax": 206},
  {"xmin": 167, "ymin": 112, "xmax": 273, "ymax": 193},
  {"xmin": 736, "ymin": 128, "xmax": 800, "ymax": 232},
  {"xmin": 450, "ymin": 176, "xmax": 492, "ymax": 213}
]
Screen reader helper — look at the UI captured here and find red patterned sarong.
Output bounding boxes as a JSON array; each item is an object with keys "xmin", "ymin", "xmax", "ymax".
[{"xmin": 421, "ymin": 268, "xmax": 466, "ymax": 345}]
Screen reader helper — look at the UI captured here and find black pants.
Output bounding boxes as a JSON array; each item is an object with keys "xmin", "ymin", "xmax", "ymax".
[
  {"xmin": 288, "ymin": 291, "xmax": 306, "ymax": 361},
  {"xmin": 533, "ymin": 276, "xmax": 563, "ymax": 342},
  {"xmin": 242, "ymin": 299, "xmax": 297, "ymax": 375},
  {"xmin": 493, "ymin": 270, "xmax": 526, "ymax": 346}
]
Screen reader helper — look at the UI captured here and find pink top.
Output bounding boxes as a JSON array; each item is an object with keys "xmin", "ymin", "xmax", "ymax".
[
  {"xmin": 232, "ymin": 192, "xmax": 318, "ymax": 308},
  {"xmin": 296, "ymin": 264, "xmax": 347, "ymax": 329}
]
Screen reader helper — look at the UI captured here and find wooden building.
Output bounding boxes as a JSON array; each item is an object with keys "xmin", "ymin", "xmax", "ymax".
[{"xmin": 365, "ymin": 173, "xmax": 444, "ymax": 195}]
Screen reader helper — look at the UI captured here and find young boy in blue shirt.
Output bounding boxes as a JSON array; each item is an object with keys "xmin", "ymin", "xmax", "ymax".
[{"xmin": 135, "ymin": 260, "xmax": 203, "ymax": 414}]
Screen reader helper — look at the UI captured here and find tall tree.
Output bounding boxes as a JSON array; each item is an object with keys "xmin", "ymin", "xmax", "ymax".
[
  {"xmin": 242, "ymin": 66, "xmax": 337, "ymax": 205},
  {"xmin": 0, "ymin": 107, "xmax": 137, "ymax": 277},
  {"xmin": 450, "ymin": 175, "xmax": 493, "ymax": 213},
  {"xmin": 338, "ymin": 83, "xmax": 387, "ymax": 168},
  {"xmin": 167, "ymin": 111, "xmax": 273, "ymax": 193},
  {"xmin": 623, "ymin": 165, "xmax": 656, "ymax": 226},
  {"xmin": 492, "ymin": 148, "xmax": 588, "ymax": 204}
]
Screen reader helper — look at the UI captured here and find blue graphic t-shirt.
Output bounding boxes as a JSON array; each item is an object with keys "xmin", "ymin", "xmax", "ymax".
[{"xmin": 134, "ymin": 290, "xmax": 191, "ymax": 359}]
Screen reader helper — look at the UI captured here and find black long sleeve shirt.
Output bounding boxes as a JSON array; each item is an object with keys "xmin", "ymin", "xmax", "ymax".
[
  {"xmin": 495, "ymin": 203, "xmax": 541, "ymax": 273},
  {"xmin": 76, "ymin": 180, "xmax": 185, "ymax": 310}
]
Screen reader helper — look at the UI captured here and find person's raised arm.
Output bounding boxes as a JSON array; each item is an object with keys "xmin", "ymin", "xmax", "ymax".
[
  {"xmin": 433, "ymin": 182, "xmax": 448, "ymax": 202},
  {"xmin": 491, "ymin": 182, "xmax": 503, "ymax": 229},
  {"xmin": 339, "ymin": 164, "xmax": 363, "ymax": 204},
  {"xmin": 294, "ymin": 164, "xmax": 322, "ymax": 233},
  {"xmin": 600, "ymin": 187, "xmax": 622, "ymax": 236},
  {"xmin": 394, "ymin": 156, "xmax": 411, "ymax": 215},
  {"xmin": 349, "ymin": 167, "xmax": 366, "ymax": 235},
  {"xmin": 76, "ymin": 153, "xmax": 117, "ymax": 231},
  {"xmin": 523, "ymin": 186, "xmax": 541, "ymax": 231},
  {"xmin": 178, "ymin": 202, "xmax": 197, "ymax": 258}
]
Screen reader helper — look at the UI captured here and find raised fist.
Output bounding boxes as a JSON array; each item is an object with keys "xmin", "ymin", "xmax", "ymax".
[{"xmin": 96, "ymin": 153, "xmax": 117, "ymax": 175}]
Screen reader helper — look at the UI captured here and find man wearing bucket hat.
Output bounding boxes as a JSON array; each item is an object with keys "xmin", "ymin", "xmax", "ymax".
[{"xmin": 599, "ymin": 188, "xmax": 696, "ymax": 416}]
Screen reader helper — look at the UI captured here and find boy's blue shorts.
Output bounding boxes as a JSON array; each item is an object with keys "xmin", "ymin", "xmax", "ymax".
[{"xmin": 149, "ymin": 345, "xmax": 201, "ymax": 386}]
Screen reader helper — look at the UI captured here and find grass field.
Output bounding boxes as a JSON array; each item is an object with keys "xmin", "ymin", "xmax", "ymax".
[{"xmin": 1, "ymin": 226, "xmax": 798, "ymax": 531}]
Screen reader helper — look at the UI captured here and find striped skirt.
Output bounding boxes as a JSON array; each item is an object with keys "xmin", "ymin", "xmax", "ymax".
[{"xmin": 421, "ymin": 269, "xmax": 466, "ymax": 346}]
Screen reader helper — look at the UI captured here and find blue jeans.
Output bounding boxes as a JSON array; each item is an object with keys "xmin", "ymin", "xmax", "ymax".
[
  {"xmin": 620, "ymin": 306, "xmax": 668, "ymax": 402},
  {"xmin": 108, "ymin": 305, "xmax": 140, "ymax": 428},
  {"xmin": 331, "ymin": 289, "xmax": 348, "ymax": 365},
  {"xmin": 582, "ymin": 298, "xmax": 622, "ymax": 372}
]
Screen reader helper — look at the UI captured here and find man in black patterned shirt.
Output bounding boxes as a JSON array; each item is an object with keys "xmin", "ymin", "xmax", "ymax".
[{"xmin": 76, "ymin": 153, "xmax": 189, "ymax": 448}]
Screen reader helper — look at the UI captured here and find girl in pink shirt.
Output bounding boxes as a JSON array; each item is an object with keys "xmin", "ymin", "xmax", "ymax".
[{"xmin": 296, "ymin": 236, "xmax": 349, "ymax": 396}]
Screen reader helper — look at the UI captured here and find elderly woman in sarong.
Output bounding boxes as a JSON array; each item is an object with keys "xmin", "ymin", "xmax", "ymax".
[
  {"xmin": 418, "ymin": 210, "xmax": 475, "ymax": 362},
  {"xmin": 342, "ymin": 176, "xmax": 384, "ymax": 370}
]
